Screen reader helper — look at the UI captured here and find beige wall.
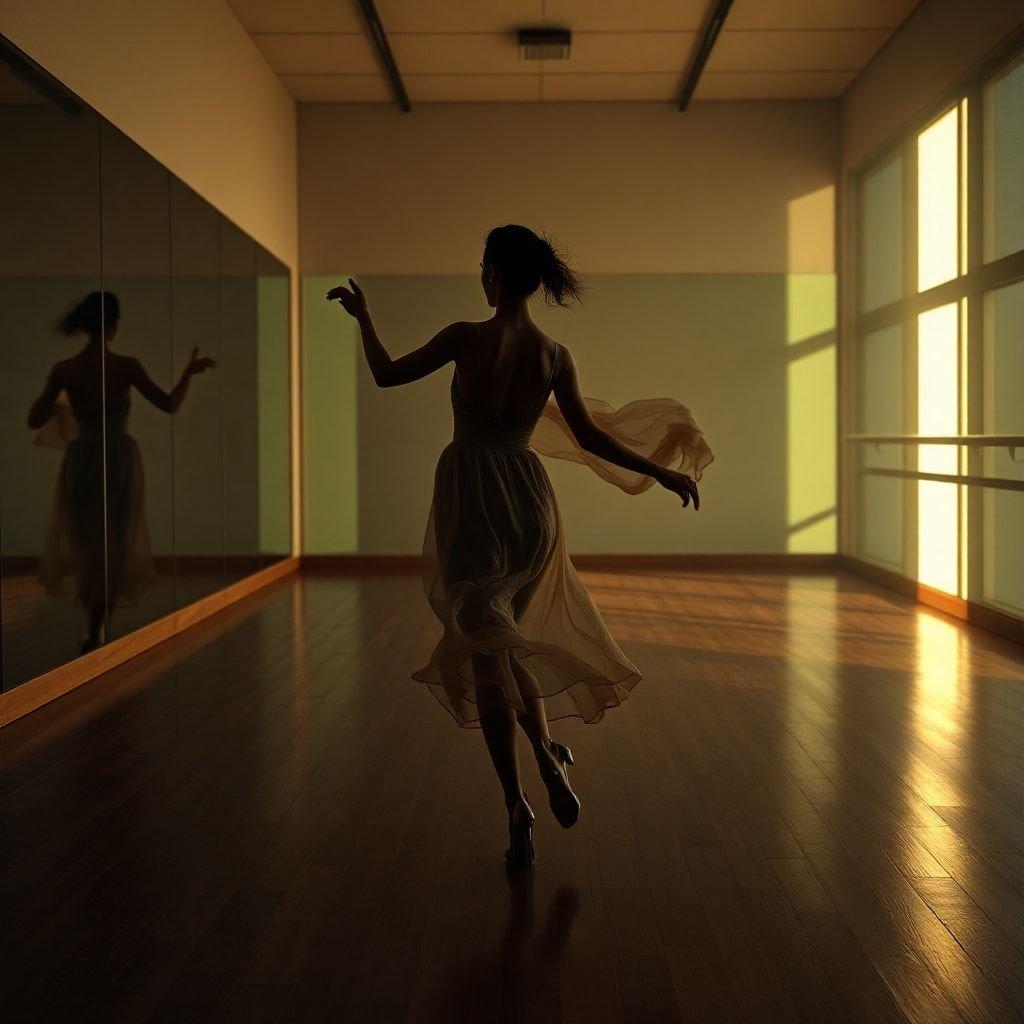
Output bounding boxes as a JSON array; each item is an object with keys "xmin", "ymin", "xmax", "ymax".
[
  {"xmin": 300, "ymin": 100, "xmax": 837, "ymax": 277},
  {"xmin": 301, "ymin": 100, "xmax": 839, "ymax": 555},
  {"xmin": 0, "ymin": 0, "xmax": 297, "ymax": 268}
]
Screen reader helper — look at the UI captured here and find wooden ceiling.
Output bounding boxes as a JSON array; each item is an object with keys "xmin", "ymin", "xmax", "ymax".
[{"xmin": 226, "ymin": 0, "xmax": 922, "ymax": 103}]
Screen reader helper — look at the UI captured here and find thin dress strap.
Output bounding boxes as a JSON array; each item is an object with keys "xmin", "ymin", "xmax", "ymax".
[{"xmin": 532, "ymin": 342, "xmax": 560, "ymax": 418}]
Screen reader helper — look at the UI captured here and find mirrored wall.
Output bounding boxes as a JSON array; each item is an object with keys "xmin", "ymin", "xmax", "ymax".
[{"xmin": 0, "ymin": 48, "xmax": 291, "ymax": 692}]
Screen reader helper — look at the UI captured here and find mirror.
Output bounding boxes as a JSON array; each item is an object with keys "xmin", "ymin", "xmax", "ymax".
[
  {"xmin": 0, "ymin": 46, "xmax": 291, "ymax": 696},
  {"xmin": 0, "ymin": 63, "xmax": 103, "ymax": 687},
  {"xmin": 171, "ymin": 179, "xmax": 225, "ymax": 607}
]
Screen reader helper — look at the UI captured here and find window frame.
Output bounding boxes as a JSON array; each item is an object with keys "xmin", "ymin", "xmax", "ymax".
[{"xmin": 843, "ymin": 30, "xmax": 1024, "ymax": 613}]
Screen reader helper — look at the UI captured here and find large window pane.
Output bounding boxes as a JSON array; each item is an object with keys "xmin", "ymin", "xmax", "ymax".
[
  {"xmin": 917, "ymin": 304, "xmax": 959, "ymax": 474},
  {"xmin": 858, "ymin": 476, "xmax": 903, "ymax": 570},
  {"xmin": 859, "ymin": 324, "xmax": 903, "ymax": 468},
  {"xmin": 982, "ymin": 280, "xmax": 1024, "ymax": 609},
  {"xmin": 0, "ymin": 71, "xmax": 102, "ymax": 689},
  {"xmin": 860, "ymin": 153, "xmax": 903, "ymax": 311},
  {"xmin": 917, "ymin": 303, "xmax": 959, "ymax": 593},
  {"xmin": 983, "ymin": 280, "xmax": 1024, "ymax": 477},
  {"xmin": 918, "ymin": 107, "xmax": 960, "ymax": 292},
  {"xmin": 983, "ymin": 490, "xmax": 1024, "ymax": 616},
  {"xmin": 984, "ymin": 55, "xmax": 1024, "ymax": 262}
]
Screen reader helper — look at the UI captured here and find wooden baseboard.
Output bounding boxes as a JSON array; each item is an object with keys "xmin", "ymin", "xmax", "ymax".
[
  {"xmin": 839, "ymin": 555, "xmax": 1024, "ymax": 645},
  {"xmin": 568, "ymin": 553, "xmax": 839, "ymax": 572},
  {"xmin": 0, "ymin": 555, "xmax": 299, "ymax": 728},
  {"xmin": 301, "ymin": 553, "xmax": 840, "ymax": 574},
  {"xmin": 301, "ymin": 554, "xmax": 421, "ymax": 574}
]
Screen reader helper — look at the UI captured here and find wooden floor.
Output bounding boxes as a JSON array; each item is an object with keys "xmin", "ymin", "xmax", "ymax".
[{"xmin": 2, "ymin": 569, "xmax": 1023, "ymax": 1023}]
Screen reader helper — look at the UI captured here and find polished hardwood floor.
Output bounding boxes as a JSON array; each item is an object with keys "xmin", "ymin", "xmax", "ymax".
[{"xmin": 1, "ymin": 569, "xmax": 1023, "ymax": 1023}]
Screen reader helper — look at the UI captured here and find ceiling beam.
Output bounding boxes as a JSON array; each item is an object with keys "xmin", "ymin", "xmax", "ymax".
[
  {"xmin": 355, "ymin": 0, "xmax": 410, "ymax": 112},
  {"xmin": 677, "ymin": 0, "xmax": 734, "ymax": 111}
]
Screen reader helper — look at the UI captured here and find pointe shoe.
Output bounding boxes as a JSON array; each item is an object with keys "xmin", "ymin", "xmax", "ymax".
[
  {"xmin": 539, "ymin": 740, "xmax": 581, "ymax": 830},
  {"xmin": 505, "ymin": 795, "xmax": 536, "ymax": 871}
]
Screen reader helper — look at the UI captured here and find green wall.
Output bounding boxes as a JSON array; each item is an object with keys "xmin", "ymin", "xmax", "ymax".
[
  {"xmin": 301, "ymin": 273, "xmax": 836, "ymax": 556},
  {"xmin": 302, "ymin": 275, "xmax": 358, "ymax": 553}
]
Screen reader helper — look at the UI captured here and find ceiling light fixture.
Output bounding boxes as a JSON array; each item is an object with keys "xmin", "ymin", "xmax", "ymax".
[{"xmin": 517, "ymin": 28, "xmax": 572, "ymax": 61}]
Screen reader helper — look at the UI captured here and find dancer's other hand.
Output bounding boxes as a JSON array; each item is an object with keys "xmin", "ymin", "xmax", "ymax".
[
  {"xmin": 326, "ymin": 278, "xmax": 368, "ymax": 319},
  {"xmin": 658, "ymin": 469, "xmax": 700, "ymax": 510}
]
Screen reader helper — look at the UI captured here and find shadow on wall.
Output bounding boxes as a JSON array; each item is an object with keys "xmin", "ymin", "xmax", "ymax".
[{"xmin": 302, "ymin": 242, "xmax": 836, "ymax": 558}]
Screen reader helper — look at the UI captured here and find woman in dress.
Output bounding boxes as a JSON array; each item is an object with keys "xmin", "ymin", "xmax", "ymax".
[
  {"xmin": 328, "ymin": 225, "xmax": 712, "ymax": 869},
  {"xmin": 28, "ymin": 291, "xmax": 216, "ymax": 653}
]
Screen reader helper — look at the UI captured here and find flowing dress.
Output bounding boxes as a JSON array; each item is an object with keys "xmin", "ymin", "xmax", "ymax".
[
  {"xmin": 36, "ymin": 393, "xmax": 156, "ymax": 609},
  {"xmin": 412, "ymin": 339, "xmax": 713, "ymax": 728}
]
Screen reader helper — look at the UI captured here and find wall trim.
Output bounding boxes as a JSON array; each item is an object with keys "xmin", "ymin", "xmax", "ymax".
[
  {"xmin": 839, "ymin": 554, "xmax": 1024, "ymax": 644},
  {"xmin": 301, "ymin": 553, "xmax": 841, "ymax": 574},
  {"xmin": 0, "ymin": 556, "xmax": 299, "ymax": 728}
]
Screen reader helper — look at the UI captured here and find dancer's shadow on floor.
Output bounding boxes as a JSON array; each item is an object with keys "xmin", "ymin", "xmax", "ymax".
[
  {"xmin": 412, "ymin": 875, "xmax": 580, "ymax": 1024},
  {"xmin": 497, "ymin": 876, "xmax": 581, "ymax": 1022}
]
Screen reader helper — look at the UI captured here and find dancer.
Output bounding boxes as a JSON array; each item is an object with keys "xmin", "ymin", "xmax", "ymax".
[
  {"xmin": 28, "ymin": 291, "xmax": 216, "ymax": 653},
  {"xmin": 328, "ymin": 225, "xmax": 712, "ymax": 869}
]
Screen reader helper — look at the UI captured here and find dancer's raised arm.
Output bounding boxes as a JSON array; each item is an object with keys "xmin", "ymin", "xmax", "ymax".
[
  {"xmin": 551, "ymin": 346, "xmax": 700, "ymax": 509},
  {"xmin": 129, "ymin": 347, "xmax": 217, "ymax": 414},
  {"xmin": 328, "ymin": 278, "xmax": 463, "ymax": 388}
]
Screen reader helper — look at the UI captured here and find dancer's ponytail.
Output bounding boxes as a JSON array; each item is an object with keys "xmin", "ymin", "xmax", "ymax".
[
  {"xmin": 536, "ymin": 235, "xmax": 583, "ymax": 308},
  {"xmin": 483, "ymin": 225, "xmax": 583, "ymax": 308}
]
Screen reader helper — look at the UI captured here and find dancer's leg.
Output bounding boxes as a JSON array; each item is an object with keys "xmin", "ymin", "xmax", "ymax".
[{"xmin": 475, "ymin": 654, "xmax": 526, "ymax": 811}]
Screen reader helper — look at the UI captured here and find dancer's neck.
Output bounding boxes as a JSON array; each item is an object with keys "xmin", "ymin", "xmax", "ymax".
[{"xmin": 492, "ymin": 298, "xmax": 532, "ymax": 327}]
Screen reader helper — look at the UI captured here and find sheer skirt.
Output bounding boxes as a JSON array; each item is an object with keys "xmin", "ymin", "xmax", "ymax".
[{"xmin": 413, "ymin": 441, "xmax": 642, "ymax": 728}]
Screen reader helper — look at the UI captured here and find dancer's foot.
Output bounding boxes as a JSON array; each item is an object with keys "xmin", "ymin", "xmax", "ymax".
[
  {"xmin": 505, "ymin": 794, "xmax": 536, "ymax": 871},
  {"xmin": 535, "ymin": 739, "xmax": 581, "ymax": 829}
]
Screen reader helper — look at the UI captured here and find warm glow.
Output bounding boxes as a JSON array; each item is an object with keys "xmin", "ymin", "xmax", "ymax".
[
  {"xmin": 918, "ymin": 107, "xmax": 960, "ymax": 292},
  {"xmin": 917, "ymin": 304, "xmax": 959, "ymax": 594},
  {"xmin": 786, "ymin": 273, "xmax": 837, "ymax": 553},
  {"xmin": 909, "ymin": 614, "xmax": 963, "ymax": 811},
  {"xmin": 917, "ymin": 304, "xmax": 959, "ymax": 474}
]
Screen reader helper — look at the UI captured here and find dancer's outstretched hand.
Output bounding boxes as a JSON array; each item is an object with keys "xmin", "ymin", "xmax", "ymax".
[
  {"xmin": 187, "ymin": 347, "xmax": 217, "ymax": 375},
  {"xmin": 326, "ymin": 278, "xmax": 368, "ymax": 318},
  {"xmin": 659, "ymin": 469, "xmax": 700, "ymax": 510}
]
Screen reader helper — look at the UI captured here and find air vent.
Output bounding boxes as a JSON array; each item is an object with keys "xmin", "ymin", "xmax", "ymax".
[{"xmin": 517, "ymin": 28, "xmax": 572, "ymax": 61}]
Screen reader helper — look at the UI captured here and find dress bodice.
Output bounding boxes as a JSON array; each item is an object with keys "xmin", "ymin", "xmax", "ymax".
[
  {"xmin": 74, "ymin": 400, "xmax": 131, "ymax": 438},
  {"xmin": 450, "ymin": 377, "xmax": 541, "ymax": 449}
]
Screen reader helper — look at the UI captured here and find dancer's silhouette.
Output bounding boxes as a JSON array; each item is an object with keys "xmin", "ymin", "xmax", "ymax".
[
  {"xmin": 328, "ymin": 226, "xmax": 712, "ymax": 868},
  {"xmin": 28, "ymin": 291, "xmax": 216, "ymax": 653}
]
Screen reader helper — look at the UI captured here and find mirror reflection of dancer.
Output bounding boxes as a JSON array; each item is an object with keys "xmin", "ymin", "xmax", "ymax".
[
  {"xmin": 328, "ymin": 226, "xmax": 713, "ymax": 870},
  {"xmin": 27, "ymin": 291, "xmax": 216, "ymax": 653}
]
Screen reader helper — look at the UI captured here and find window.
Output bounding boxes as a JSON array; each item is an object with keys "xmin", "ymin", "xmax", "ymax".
[
  {"xmin": 984, "ymin": 55, "xmax": 1024, "ymax": 263},
  {"xmin": 848, "ymin": 46, "xmax": 1024, "ymax": 617}
]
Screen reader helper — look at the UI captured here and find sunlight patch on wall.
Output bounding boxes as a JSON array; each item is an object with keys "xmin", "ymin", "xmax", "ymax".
[{"xmin": 786, "ymin": 273, "xmax": 836, "ymax": 553}]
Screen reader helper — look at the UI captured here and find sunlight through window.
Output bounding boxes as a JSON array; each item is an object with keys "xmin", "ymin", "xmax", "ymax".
[
  {"xmin": 918, "ymin": 107, "xmax": 960, "ymax": 292},
  {"xmin": 917, "ymin": 304, "xmax": 959, "ymax": 594}
]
